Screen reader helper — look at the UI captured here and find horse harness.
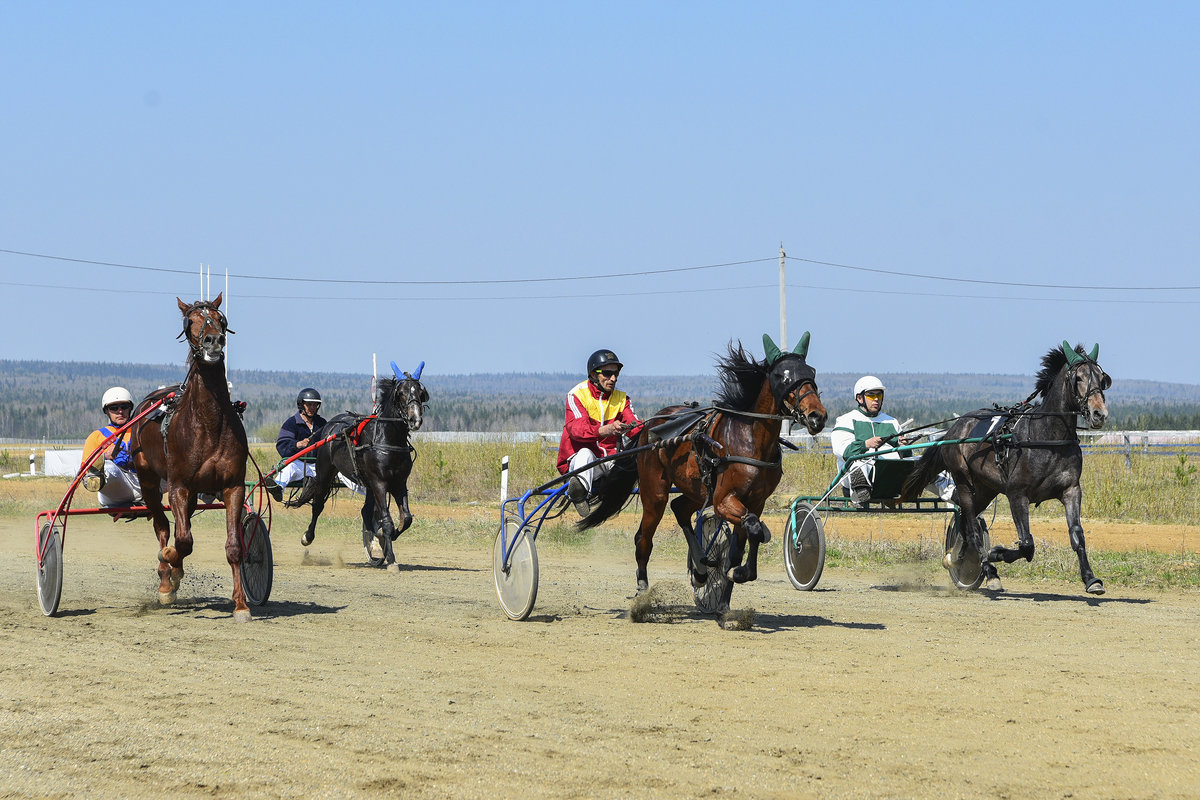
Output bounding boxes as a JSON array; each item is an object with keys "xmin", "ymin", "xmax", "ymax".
[
  {"xmin": 645, "ymin": 403, "xmax": 788, "ymax": 510},
  {"xmin": 333, "ymin": 413, "xmax": 417, "ymax": 485}
]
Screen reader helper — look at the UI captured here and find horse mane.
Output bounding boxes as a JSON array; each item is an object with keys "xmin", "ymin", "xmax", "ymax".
[
  {"xmin": 714, "ymin": 341, "xmax": 768, "ymax": 412},
  {"xmin": 1033, "ymin": 343, "xmax": 1085, "ymax": 398},
  {"xmin": 376, "ymin": 377, "xmax": 399, "ymax": 415}
]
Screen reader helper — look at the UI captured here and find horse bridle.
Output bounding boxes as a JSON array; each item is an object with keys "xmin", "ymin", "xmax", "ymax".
[
  {"xmin": 1069, "ymin": 361, "xmax": 1110, "ymax": 411},
  {"xmin": 177, "ymin": 302, "xmax": 232, "ymax": 358},
  {"xmin": 772, "ymin": 355, "xmax": 820, "ymax": 422},
  {"xmin": 376, "ymin": 379, "xmax": 428, "ymax": 427}
]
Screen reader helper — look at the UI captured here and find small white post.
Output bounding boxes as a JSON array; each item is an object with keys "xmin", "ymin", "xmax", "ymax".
[
  {"xmin": 29, "ymin": 449, "xmax": 36, "ymax": 475},
  {"xmin": 500, "ymin": 456, "xmax": 509, "ymax": 504}
]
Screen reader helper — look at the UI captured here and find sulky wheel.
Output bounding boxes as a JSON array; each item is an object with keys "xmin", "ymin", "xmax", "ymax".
[
  {"xmin": 691, "ymin": 510, "xmax": 732, "ymax": 614},
  {"xmin": 493, "ymin": 516, "xmax": 538, "ymax": 621},
  {"xmin": 240, "ymin": 511, "xmax": 273, "ymax": 606},
  {"xmin": 783, "ymin": 501, "xmax": 826, "ymax": 591},
  {"xmin": 944, "ymin": 512, "xmax": 988, "ymax": 591},
  {"xmin": 36, "ymin": 520, "xmax": 64, "ymax": 617}
]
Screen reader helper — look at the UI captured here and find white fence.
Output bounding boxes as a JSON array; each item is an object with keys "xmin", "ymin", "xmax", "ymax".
[{"xmin": 5, "ymin": 430, "xmax": 1198, "ymax": 479}]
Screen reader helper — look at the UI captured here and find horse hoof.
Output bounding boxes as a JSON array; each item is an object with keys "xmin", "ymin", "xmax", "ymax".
[
  {"xmin": 300, "ymin": 531, "xmax": 314, "ymax": 547},
  {"xmin": 635, "ymin": 580, "xmax": 649, "ymax": 595},
  {"xmin": 1086, "ymin": 579, "xmax": 1106, "ymax": 595},
  {"xmin": 232, "ymin": 609, "xmax": 252, "ymax": 623},
  {"xmin": 943, "ymin": 552, "xmax": 954, "ymax": 571},
  {"xmin": 158, "ymin": 590, "xmax": 176, "ymax": 605},
  {"xmin": 985, "ymin": 576, "xmax": 1004, "ymax": 592},
  {"xmin": 386, "ymin": 563, "xmax": 400, "ymax": 574}
]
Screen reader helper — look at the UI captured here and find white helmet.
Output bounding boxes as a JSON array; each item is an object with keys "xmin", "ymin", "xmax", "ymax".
[
  {"xmin": 853, "ymin": 376, "xmax": 885, "ymax": 397},
  {"xmin": 102, "ymin": 386, "xmax": 133, "ymax": 411}
]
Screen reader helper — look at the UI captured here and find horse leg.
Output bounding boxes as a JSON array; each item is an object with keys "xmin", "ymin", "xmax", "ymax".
[
  {"xmin": 633, "ymin": 491, "xmax": 668, "ymax": 595},
  {"xmin": 1063, "ymin": 485, "xmax": 1104, "ymax": 594},
  {"xmin": 712, "ymin": 494, "xmax": 768, "ymax": 584},
  {"xmin": 158, "ymin": 485, "xmax": 195, "ymax": 604},
  {"xmin": 222, "ymin": 485, "xmax": 251, "ymax": 621},
  {"xmin": 364, "ymin": 478, "xmax": 400, "ymax": 571},
  {"xmin": 301, "ymin": 490, "xmax": 327, "ymax": 547},
  {"xmin": 989, "ymin": 495, "xmax": 1036, "ymax": 564},
  {"xmin": 141, "ymin": 478, "xmax": 177, "ymax": 605},
  {"xmin": 669, "ymin": 495, "xmax": 707, "ymax": 584}
]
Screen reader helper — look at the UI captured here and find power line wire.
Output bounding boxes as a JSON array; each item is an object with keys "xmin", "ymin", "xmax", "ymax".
[
  {"xmin": 788, "ymin": 255, "xmax": 1199, "ymax": 291},
  {"xmin": 6, "ymin": 278, "xmax": 1200, "ymax": 304},
  {"xmin": 0, "ymin": 247, "xmax": 771, "ymax": 285}
]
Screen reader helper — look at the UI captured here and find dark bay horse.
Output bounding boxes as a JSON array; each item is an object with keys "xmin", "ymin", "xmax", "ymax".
[
  {"xmin": 901, "ymin": 341, "xmax": 1111, "ymax": 594},
  {"xmin": 581, "ymin": 334, "xmax": 827, "ymax": 610},
  {"xmin": 287, "ymin": 362, "xmax": 428, "ymax": 571},
  {"xmin": 129, "ymin": 294, "xmax": 253, "ymax": 619}
]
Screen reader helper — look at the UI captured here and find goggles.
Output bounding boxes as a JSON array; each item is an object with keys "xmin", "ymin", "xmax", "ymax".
[{"xmin": 862, "ymin": 390, "xmax": 884, "ymax": 400}]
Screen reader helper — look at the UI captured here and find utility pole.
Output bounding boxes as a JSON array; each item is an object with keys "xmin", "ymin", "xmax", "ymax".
[
  {"xmin": 778, "ymin": 244, "xmax": 787, "ymax": 348},
  {"xmin": 779, "ymin": 244, "xmax": 790, "ymax": 437}
]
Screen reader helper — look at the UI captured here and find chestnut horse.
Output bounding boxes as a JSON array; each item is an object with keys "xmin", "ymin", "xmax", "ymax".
[
  {"xmin": 129, "ymin": 294, "xmax": 253, "ymax": 620},
  {"xmin": 901, "ymin": 342, "xmax": 1111, "ymax": 594},
  {"xmin": 580, "ymin": 334, "xmax": 827, "ymax": 610}
]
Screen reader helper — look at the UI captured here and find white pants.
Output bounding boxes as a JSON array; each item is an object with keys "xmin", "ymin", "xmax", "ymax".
[
  {"xmin": 98, "ymin": 461, "xmax": 142, "ymax": 508},
  {"xmin": 276, "ymin": 459, "xmax": 316, "ymax": 487},
  {"xmin": 568, "ymin": 448, "xmax": 613, "ymax": 493}
]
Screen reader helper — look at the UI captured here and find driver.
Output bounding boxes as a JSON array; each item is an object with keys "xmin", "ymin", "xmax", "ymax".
[
  {"xmin": 557, "ymin": 349, "xmax": 641, "ymax": 516},
  {"xmin": 830, "ymin": 376, "xmax": 916, "ymax": 507},
  {"xmin": 80, "ymin": 387, "xmax": 143, "ymax": 507},
  {"xmin": 266, "ymin": 388, "xmax": 327, "ymax": 501}
]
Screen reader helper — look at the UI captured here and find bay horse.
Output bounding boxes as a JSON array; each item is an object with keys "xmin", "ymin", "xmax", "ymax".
[
  {"xmin": 901, "ymin": 341, "xmax": 1111, "ymax": 594},
  {"xmin": 287, "ymin": 362, "xmax": 428, "ymax": 571},
  {"xmin": 128, "ymin": 294, "xmax": 253, "ymax": 620},
  {"xmin": 580, "ymin": 334, "xmax": 827, "ymax": 610}
]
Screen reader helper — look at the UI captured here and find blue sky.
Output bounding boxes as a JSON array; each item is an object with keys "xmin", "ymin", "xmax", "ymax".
[{"xmin": 2, "ymin": 2, "xmax": 1197, "ymax": 388}]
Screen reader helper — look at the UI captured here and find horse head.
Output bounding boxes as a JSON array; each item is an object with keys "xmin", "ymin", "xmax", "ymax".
[
  {"xmin": 389, "ymin": 360, "xmax": 430, "ymax": 430},
  {"xmin": 1062, "ymin": 341, "xmax": 1111, "ymax": 429},
  {"xmin": 177, "ymin": 293, "xmax": 231, "ymax": 364},
  {"xmin": 763, "ymin": 332, "xmax": 827, "ymax": 435}
]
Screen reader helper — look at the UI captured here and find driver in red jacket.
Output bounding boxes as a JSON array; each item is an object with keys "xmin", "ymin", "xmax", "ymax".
[{"xmin": 557, "ymin": 349, "xmax": 641, "ymax": 516}]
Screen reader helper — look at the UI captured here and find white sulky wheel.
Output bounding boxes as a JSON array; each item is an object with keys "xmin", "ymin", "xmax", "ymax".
[
  {"xmin": 783, "ymin": 501, "xmax": 826, "ymax": 591},
  {"xmin": 240, "ymin": 511, "xmax": 274, "ymax": 606},
  {"xmin": 36, "ymin": 520, "xmax": 64, "ymax": 617},
  {"xmin": 691, "ymin": 510, "xmax": 732, "ymax": 614},
  {"xmin": 493, "ymin": 516, "xmax": 538, "ymax": 621},
  {"xmin": 944, "ymin": 513, "xmax": 988, "ymax": 590}
]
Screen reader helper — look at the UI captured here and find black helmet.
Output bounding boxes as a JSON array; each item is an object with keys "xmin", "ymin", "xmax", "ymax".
[
  {"xmin": 296, "ymin": 388, "xmax": 322, "ymax": 409},
  {"xmin": 586, "ymin": 349, "xmax": 623, "ymax": 376}
]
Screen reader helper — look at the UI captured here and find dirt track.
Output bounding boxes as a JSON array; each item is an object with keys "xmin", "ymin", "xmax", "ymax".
[{"xmin": 2, "ymin": 507, "xmax": 1199, "ymax": 799}]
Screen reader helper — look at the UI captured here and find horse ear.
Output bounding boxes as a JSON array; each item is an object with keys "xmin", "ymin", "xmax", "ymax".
[
  {"xmin": 1062, "ymin": 340, "xmax": 1082, "ymax": 366},
  {"xmin": 413, "ymin": 361, "xmax": 424, "ymax": 380},
  {"xmin": 390, "ymin": 360, "xmax": 404, "ymax": 380},
  {"xmin": 762, "ymin": 334, "xmax": 781, "ymax": 365},
  {"xmin": 177, "ymin": 297, "xmax": 189, "ymax": 313},
  {"xmin": 211, "ymin": 292, "xmax": 222, "ymax": 309},
  {"xmin": 792, "ymin": 331, "xmax": 811, "ymax": 359},
  {"xmin": 1088, "ymin": 344, "xmax": 1099, "ymax": 362}
]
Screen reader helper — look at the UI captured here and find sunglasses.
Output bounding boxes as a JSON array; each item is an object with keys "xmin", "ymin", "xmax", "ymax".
[
  {"xmin": 106, "ymin": 403, "xmax": 134, "ymax": 412},
  {"xmin": 596, "ymin": 369, "xmax": 620, "ymax": 378},
  {"xmin": 862, "ymin": 391, "xmax": 884, "ymax": 400}
]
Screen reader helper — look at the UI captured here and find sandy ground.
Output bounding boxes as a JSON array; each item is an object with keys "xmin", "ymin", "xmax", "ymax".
[{"xmin": 3, "ymin": 504, "xmax": 1199, "ymax": 800}]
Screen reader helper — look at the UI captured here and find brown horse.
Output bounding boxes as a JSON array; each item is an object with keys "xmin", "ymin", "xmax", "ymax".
[
  {"xmin": 129, "ymin": 294, "xmax": 253, "ymax": 620},
  {"xmin": 580, "ymin": 334, "xmax": 827, "ymax": 610}
]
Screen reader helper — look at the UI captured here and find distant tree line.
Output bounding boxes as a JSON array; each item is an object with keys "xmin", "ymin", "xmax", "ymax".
[{"xmin": 2, "ymin": 360, "xmax": 1197, "ymax": 440}]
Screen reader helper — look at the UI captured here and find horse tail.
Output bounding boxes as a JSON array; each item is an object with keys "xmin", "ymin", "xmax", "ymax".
[
  {"xmin": 899, "ymin": 443, "xmax": 946, "ymax": 501},
  {"xmin": 576, "ymin": 460, "xmax": 639, "ymax": 531}
]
